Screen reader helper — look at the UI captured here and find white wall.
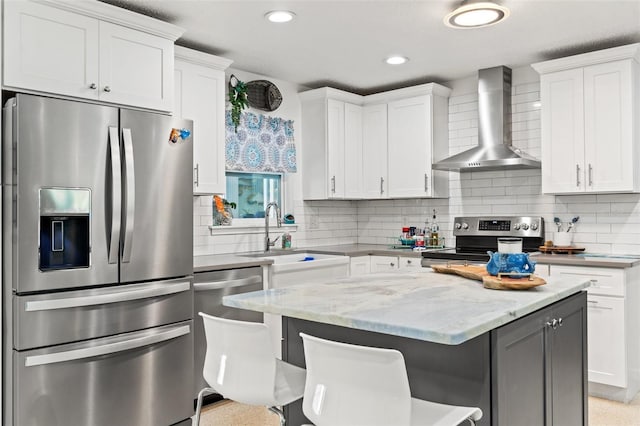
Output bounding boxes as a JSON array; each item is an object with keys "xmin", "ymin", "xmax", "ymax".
[{"xmin": 197, "ymin": 65, "xmax": 640, "ymax": 256}]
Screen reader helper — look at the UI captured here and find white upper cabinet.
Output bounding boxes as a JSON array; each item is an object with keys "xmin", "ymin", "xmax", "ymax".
[
  {"xmin": 362, "ymin": 104, "xmax": 388, "ymax": 198},
  {"xmin": 533, "ymin": 43, "xmax": 640, "ymax": 194},
  {"xmin": 98, "ymin": 22, "xmax": 174, "ymax": 111},
  {"xmin": 300, "ymin": 83, "xmax": 450, "ymax": 200},
  {"xmin": 300, "ymin": 88, "xmax": 364, "ymax": 200},
  {"xmin": 3, "ymin": 0, "xmax": 183, "ymax": 112},
  {"xmin": 387, "ymin": 95, "xmax": 434, "ymax": 197},
  {"xmin": 174, "ymin": 47, "xmax": 233, "ymax": 195}
]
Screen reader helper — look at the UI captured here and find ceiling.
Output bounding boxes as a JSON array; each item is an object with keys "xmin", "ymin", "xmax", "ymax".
[{"xmin": 100, "ymin": 0, "xmax": 640, "ymax": 95}]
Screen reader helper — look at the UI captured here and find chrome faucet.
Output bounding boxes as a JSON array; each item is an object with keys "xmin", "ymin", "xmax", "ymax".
[{"xmin": 264, "ymin": 202, "xmax": 282, "ymax": 252}]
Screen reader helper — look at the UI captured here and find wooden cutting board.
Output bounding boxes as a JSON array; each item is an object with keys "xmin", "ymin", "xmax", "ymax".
[
  {"xmin": 430, "ymin": 264, "xmax": 546, "ymax": 290},
  {"xmin": 538, "ymin": 245, "xmax": 585, "ymax": 254}
]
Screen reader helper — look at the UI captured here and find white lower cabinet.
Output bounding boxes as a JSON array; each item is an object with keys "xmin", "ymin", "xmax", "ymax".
[
  {"xmin": 349, "ymin": 256, "xmax": 371, "ymax": 275},
  {"xmin": 370, "ymin": 255, "xmax": 399, "ymax": 273},
  {"xmin": 548, "ymin": 264, "xmax": 640, "ymax": 401},
  {"xmin": 399, "ymin": 257, "xmax": 421, "ymax": 270}
]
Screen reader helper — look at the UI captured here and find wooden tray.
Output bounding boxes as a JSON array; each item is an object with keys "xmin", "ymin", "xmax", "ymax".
[
  {"xmin": 538, "ymin": 246, "xmax": 585, "ymax": 254},
  {"xmin": 431, "ymin": 264, "xmax": 546, "ymax": 290}
]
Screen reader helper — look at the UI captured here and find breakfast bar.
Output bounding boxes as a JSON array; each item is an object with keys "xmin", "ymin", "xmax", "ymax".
[{"xmin": 224, "ymin": 269, "xmax": 590, "ymax": 425}]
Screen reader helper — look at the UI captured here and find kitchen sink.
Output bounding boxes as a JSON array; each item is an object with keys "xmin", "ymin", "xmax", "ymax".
[{"xmin": 240, "ymin": 250, "xmax": 350, "ymax": 359}]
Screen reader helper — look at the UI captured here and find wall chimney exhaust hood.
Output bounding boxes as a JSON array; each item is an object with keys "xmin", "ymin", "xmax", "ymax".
[{"xmin": 432, "ymin": 66, "xmax": 541, "ymax": 172}]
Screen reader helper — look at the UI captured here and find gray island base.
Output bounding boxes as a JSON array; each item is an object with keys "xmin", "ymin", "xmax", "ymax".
[{"xmin": 223, "ymin": 270, "xmax": 589, "ymax": 425}]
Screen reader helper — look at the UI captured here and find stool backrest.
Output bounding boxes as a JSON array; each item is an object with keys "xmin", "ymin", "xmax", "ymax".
[
  {"xmin": 199, "ymin": 312, "xmax": 277, "ymax": 406},
  {"xmin": 300, "ymin": 333, "xmax": 412, "ymax": 426}
]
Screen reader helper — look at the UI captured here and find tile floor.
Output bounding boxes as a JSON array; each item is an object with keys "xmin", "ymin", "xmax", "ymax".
[{"xmin": 197, "ymin": 395, "xmax": 640, "ymax": 426}]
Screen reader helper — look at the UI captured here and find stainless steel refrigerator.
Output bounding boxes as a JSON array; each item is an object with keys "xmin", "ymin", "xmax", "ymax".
[{"xmin": 2, "ymin": 94, "xmax": 194, "ymax": 426}]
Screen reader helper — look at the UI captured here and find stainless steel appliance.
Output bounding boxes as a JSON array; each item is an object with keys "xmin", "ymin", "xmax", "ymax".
[
  {"xmin": 432, "ymin": 67, "xmax": 541, "ymax": 172},
  {"xmin": 193, "ymin": 267, "xmax": 264, "ymax": 404},
  {"xmin": 421, "ymin": 216, "xmax": 545, "ymax": 266},
  {"xmin": 3, "ymin": 94, "xmax": 194, "ymax": 426}
]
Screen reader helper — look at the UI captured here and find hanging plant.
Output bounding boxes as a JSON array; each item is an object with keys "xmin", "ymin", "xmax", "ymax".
[{"xmin": 228, "ymin": 74, "xmax": 249, "ymax": 132}]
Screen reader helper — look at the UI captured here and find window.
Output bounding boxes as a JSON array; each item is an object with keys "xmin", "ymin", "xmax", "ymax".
[{"xmin": 225, "ymin": 172, "xmax": 282, "ymax": 219}]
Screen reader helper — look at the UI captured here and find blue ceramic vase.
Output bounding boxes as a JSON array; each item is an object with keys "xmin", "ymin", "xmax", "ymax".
[{"xmin": 486, "ymin": 251, "xmax": 536, "ymax": 278}]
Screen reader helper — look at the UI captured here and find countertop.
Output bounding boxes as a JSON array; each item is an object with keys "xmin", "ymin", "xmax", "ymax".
[
  {"xmin": 193, "ymin": 254, "xmax": 273, "ymax": 273},
  {"xmin": 194, "ymin": 245, "xmax": 640, "ymax": 272},
  {"xmin": 193, "ymin": 244, "xmax": 422, "ymax": 272},
  {"xmin": 532, "ymin": 253, "xmax": 640, "ymax": 268},
  {"xmin": 223, "ymin": 269, "xmax": 590, "ymax": 345}
]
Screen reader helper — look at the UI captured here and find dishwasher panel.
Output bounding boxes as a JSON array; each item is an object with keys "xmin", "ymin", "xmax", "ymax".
[{"xmin": 194, "ymin": 267, "xmax": 264, "ymax": 398}]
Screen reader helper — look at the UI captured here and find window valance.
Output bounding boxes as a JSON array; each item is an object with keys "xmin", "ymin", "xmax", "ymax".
[{"xmin": 225, "ymin": 110, "xmax": 297, "ymax": 173}]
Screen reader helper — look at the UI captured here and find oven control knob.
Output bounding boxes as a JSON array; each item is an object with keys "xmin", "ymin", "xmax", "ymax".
[
  {"xmin": 455, "ymin": 222, "xmax": 462, "ymax": 230},
  {"xmin": 514, "ymin": 223, "xmax": 521, "ymax": 230},
  {"xmin": 531, "ymin": 222, "xmax": 538, "ymax": 231},
  {"xmin": 521, "ymin": 223, "xmax": 530, "ymax": 230},
  {"xmin": 462, "ymin": 223, "xmax": 469, "ymax": 230}
]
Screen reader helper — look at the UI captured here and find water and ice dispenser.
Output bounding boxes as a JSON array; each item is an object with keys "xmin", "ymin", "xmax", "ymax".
[{"xmin": 39, "ymin": 188, "xmax": 91, "ymax": 271}]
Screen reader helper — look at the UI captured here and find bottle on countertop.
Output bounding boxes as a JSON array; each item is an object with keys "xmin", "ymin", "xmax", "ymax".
[
  {"xmin": 282, "ymin": 232, "xmax": 292, "ymax": 249},
  {"xmin": 429, "ymin": 209, "xmax": 439, "ymax": 246}
]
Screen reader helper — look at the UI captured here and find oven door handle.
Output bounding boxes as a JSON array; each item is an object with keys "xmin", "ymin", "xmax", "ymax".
[
  {"xmin": 24, "ymin": 324, "xmax": 190, "ymax": 367},
  {"xmin": 194, "ymin": 276, "xmax": 262, "ymax": 292},
  {"xmin": 24, "ymin": 280, "xmax": 191, "ymax": 312}
]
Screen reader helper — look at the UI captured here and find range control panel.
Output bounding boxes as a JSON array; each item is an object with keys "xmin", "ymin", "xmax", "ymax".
[{"xmin": 453, "ymin": 216, "xmax": 544, "ymax": 238}]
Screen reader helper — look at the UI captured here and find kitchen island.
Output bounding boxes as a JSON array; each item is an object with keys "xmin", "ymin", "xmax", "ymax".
[{"xmin": 224, "ymin": 269, "xmax": 590, "ymax": 425}]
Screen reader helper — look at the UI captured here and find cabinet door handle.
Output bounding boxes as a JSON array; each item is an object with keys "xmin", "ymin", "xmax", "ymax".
[
  {"xmin": 103, "ymin": 86, "xmax": 111, "ymax": 92},
  {"xmin": 588, "ymin": 164, "xmax": 593, "ymax": 187},
  {"xmin": 576, "ymin": 164, "xmax": 581, "ymax": 187},
  {"xmin": 424, "ymin": 173, "xmax": 428, "ymax": 192},
  {"xmin": 558, "ymin": 317, "xmax": 563, "ymax": 327},
  {"xmin": 406, "ymin": 259, "xmax": 412, "ymax": 265},
  {"xmin": 390, "ymin": 262, "xmax": 395, "ymax": 267},
  {"xmin": 194, "ymin": 164, "xmax": 199, "ymax": 187},
  {"xmin": 546, "ymin": 318, "xmax": 558, "ymax": 329},
  {"xmin": 331, "ymin": 176, "xmax": 336, "ymax": 193},
  {"xmin": 380, "ymin": 177, "xmax": 384, "ymax": 195},
  {"xmin": 89, "ymin": 83, "xmax": 97, "ymax": 89}
]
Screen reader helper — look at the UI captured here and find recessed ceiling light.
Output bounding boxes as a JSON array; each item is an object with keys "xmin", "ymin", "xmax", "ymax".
[
  {"xmin": 444, "ymin": 1, "xmax": 509, "ymax": 28},
  {"xmin": 265, "ymin": 10, "xmax": 295, "ymax": 23},
  {"xmin": 385, "ymin": 56, "xmax": 409, "ymax": 65}
]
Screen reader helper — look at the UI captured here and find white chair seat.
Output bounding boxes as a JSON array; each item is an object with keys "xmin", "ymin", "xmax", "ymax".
[
  {"xmin": 194, "ymin": 313, "xmax": 306, "ymax": 426},
  {"xmin": 411, "ymin": 397, "xmax": 483, "ymax": 426},
  {"xmin": 299, "ymin": 332, "xmax": 483, "ymax": 426}
]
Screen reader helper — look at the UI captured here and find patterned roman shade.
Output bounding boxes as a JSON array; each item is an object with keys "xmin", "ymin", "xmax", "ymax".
[{"xmin": 225, "ymin": 110, "xmax": 297, "ymax": 173}]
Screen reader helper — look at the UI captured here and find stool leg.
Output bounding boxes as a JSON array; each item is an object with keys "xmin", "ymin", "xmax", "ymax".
[
  {"xmin": 268, "ymin": 406, "xmax": 286, "ymax": 426},
  {"xmin": 194, "ymin": 387, "xmax": 216, "ymax": 426}
]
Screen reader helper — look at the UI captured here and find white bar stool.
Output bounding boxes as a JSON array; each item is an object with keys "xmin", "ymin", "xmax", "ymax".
[
  {"xmin": 299, "ymin": 332, "xmax": 483, "ymax": 426},
  {"xmin": 194, "ymin": 312, "xmax": 306, "ymax": 425}
]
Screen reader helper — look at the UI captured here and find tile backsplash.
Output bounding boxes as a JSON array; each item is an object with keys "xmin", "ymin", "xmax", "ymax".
[{"xmin": 194, "ymin": 76, "xmax": 640, "ymax": 256}]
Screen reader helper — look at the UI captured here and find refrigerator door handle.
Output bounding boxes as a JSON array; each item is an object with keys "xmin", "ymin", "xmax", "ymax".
[
  {"xmin": 122, "ymin": 127, "xmax": 135, "ymax": 263},
  {"xmin": 24, "ymin": 280, "xmax": 191, "ymax": 312},
  {"xmin": 24, "ymin": 324, "xmax": 191, "ymax": 367},
  {"xmin": 108, "ymin": 126, "xmax": 122, "ymax": 264}
]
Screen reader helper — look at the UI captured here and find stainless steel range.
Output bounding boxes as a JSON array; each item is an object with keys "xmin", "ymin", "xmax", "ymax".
[{"xmin": 421, "ymin": 216, "xmax": 545, "ymax": 266}]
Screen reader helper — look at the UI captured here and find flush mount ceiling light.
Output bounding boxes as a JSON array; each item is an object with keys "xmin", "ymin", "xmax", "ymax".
[
  {"xmin": 444, "ymin": 0, "xmax": 510, "ymax": 28},
  {"xmin": 265, "ymin": 10, "xmax": 296, "ymax": 23},
  {"xmin": 385, "ymin": 56, "xmax": 409, "ymax": 65}
]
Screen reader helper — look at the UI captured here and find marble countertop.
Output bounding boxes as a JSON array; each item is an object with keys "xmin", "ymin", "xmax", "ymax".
[
  {"xmin": 532, "ymin": 253, "xmax": 640, "ymax": 268},
  {"xmin": 194, "ymin": 254, "xmax": 273, "ymax": 273},
  {"xmin": 223, "ymin": 269, "xmax": 590, "ymax": 345}
]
